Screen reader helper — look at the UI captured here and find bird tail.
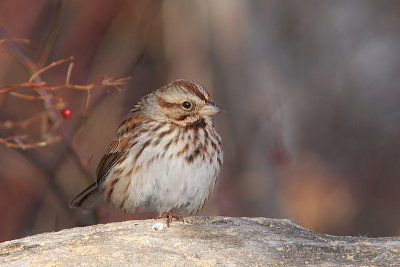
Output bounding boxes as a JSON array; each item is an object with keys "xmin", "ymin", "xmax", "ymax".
[{"xmin": 69, "ymin": 182, "xmax": 104, "ymax": 213}]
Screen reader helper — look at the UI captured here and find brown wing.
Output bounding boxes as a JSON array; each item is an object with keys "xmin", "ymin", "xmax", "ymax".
[
  {"xmin": 96, "ymin": 113, "xmax": 146, "ymax": 185},
  {"xmin": 96, "ymin": 151, "xmax": 124, "ymax": 185}
]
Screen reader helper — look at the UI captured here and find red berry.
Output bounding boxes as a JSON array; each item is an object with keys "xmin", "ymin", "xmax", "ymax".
[{"xmin": 61, "ymin": 108, "xmax": 73, "ymax": 119}]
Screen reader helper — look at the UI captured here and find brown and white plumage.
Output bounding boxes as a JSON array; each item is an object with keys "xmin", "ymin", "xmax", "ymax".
[{"xmin": 70, "ymin": 80, "xmax": 223, "ymax": 221}]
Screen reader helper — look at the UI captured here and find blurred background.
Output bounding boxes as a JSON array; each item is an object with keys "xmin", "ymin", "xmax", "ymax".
[{"xmin": 1, "ymin": 0, "xmax": 400, "ymax": 242}]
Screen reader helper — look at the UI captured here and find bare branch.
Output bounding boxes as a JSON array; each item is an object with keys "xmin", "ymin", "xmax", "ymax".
[
  {"xmin": 0, "ymin": 135, "xmax": 61, "ymax": 150},
  {"xmin": 0, "ymin": 38, "xmax": 30, "ymax": 45},
  {"xmin": 0, "ymin": 77, "xmax": 130, "ymax": 97},
  {"xmin": 0, "ymin": 113, "xmax": 45, "ymax": 130},
  {"xmin": 29, "ymin": 56, "xmax": 74, "ymax": 82},
  {"xmin": 66, "ymin": 62, "xmax": 74, "ymax": 84}
]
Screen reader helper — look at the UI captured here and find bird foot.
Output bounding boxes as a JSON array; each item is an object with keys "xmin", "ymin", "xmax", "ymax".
[{"xmin": 157, "ymin": 212, "xmax": 184, "ymax": 227}]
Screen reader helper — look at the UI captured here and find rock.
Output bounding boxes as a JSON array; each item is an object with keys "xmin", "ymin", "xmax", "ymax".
[{"xmin": 0, "ymin": 217, "xmax": 399, "ymax": 266}]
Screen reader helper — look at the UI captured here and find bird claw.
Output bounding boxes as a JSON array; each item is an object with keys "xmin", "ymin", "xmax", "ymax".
[{"xmin": 158, "ymin": 212, "xmax": 184, "ymax": 227}]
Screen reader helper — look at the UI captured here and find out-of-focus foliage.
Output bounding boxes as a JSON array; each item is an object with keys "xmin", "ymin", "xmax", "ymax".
[{"xmin": 1, "ymin": 0, "xmax": 400, "ymax": 242}]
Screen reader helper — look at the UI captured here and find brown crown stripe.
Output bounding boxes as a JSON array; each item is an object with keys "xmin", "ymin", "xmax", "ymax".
[{"xmin": 174, "ymin": 80, "xmax": 208, "ymax": 102}]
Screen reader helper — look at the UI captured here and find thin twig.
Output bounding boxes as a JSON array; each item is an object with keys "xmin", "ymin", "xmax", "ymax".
[
  {"xmin": 29, "ymin": 57, "xmax": 74, "ymax": 82},
  {"xmin": 0, "ymin": 38, "xmax": 30, "ymax": 45},
  {"xmin": 9, "ymin": 91, "xmax": 45, "ymax": 100},
  {"xmin": 0, "ymin": 135, "xmax": 61, "ymax": 150},
  {"xmin": 0, "ymin": 113, "xmax": 45, "ymax": 130},
  {"xmin": 83, "ymin": 89, "xmax": 91, "ymax": 112},
  {"xmin": 66, "ymin": 62, "xmax": 74, "ymax": 84},
  {"xmin": 2, "ymin": 134, "xmax": 27, "ymax": 141},
  {"xmin": 1, "ymin": 77, "xmax": 130, "ymax": 94}
]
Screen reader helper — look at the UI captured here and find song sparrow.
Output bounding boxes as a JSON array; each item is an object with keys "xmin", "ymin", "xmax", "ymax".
[{"xmin": 70, "ymin": 80, "xmax": 223, "ymax": 225}]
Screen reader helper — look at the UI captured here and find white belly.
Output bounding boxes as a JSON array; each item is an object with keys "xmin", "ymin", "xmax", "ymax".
[{"xmin": 118, "ymin": 129, "xmax": 221, "ymax": 214}]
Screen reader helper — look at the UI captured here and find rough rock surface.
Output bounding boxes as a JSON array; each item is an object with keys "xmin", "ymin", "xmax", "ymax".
[{"xmin": 0, "ymin": 217, "xmax": 399, "ymax": 266}]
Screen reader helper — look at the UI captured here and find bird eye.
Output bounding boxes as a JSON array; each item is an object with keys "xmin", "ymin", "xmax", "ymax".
[{"xmin": 182, "ymin": 101, "xmax": 192, "ymax": 109}]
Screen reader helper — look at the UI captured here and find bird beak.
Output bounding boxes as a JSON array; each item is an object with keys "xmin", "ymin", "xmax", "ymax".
[{"xmin": 199, "ymin": 101, "xmax": 225, "ymax": 116}]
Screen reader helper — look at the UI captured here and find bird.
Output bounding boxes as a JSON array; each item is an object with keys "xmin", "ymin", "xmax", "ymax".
[{"xmin": 70, "ymin": 79, "xmax": 223, "ymax": 226}]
